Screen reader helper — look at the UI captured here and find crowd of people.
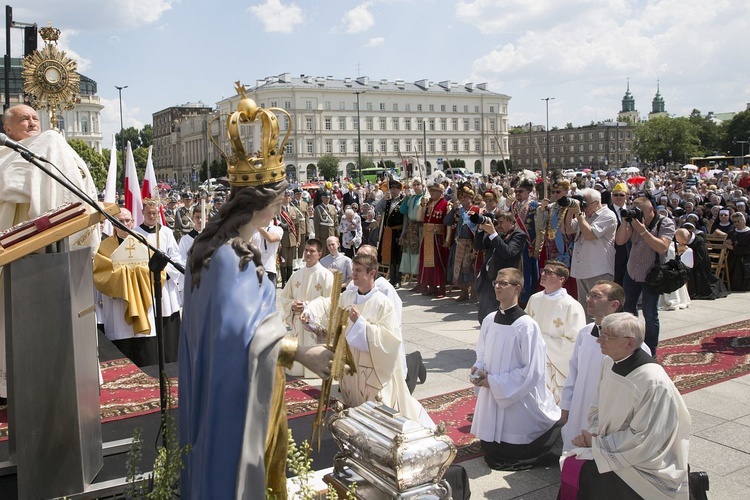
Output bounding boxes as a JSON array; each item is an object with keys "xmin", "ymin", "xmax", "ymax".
[{"xmin": 0, "ymin": 101, "xmax": 725, "ymax": 498}]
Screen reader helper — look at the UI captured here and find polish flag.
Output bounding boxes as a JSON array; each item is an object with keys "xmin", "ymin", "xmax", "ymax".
[
  {"xmin": 124, "ymin": 141, "xmax": 143, "ymax": 226},
  {"xmin": 102, "ymin": 134, "xmax": 118, "ymax": 235},
  {"xmin": 140, "ymin": 146, "xmax": 166, "ymax": 225}
]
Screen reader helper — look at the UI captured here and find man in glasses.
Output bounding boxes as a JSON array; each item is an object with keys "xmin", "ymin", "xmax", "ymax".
[
  {"xmin": 536, "ymin": 177, "xmax": 575, "ymax": 298},
  {"xmin": 608, "ymin": 182, "xmax": 630, "ymax": 285},
  {"xmin": 510, "ymin": 171, "xmax": 540, "ymax": 306},
  {"xmin": 525, "ymin": 261, "xmax": 586, "ymax": 404},
  {"xmin": 567, "ymin": 312, "xmax": 690, "ymax": 499},
  {"xmin": 470, "ymin": 267, "xmax": 561, "ymax": 471}
]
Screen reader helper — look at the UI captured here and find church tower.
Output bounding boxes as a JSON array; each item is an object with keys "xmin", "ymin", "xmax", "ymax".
[
  {"xmin": 648, "ymin": 79, "xmax": 668, "ymax": 119},
  {"xmin": 617, "ymin": 78, "xmax": 640, "ymax": 124}
]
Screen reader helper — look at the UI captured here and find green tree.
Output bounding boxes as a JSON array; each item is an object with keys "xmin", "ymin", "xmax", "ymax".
[
  {"xmin": 139, "ymin": 124, "xmax": 154, "ymax": 148},
  {"xmin": 68, "ymin": 139, "xmax": 107, "ymax": 191},
  {"xmin": 317, "ymin": 153, "xmax": 341, "ymax": 180},
  {"xmin": 132, "ymin": 147, "xmax": 149, "ymax": 180},
  {"xmin": 688, "ymin": 109, "xmax": 721, "ymax": 155},
  {"xmin": 449, "ymin": 158, "xmax": 466, "ymax": 169},
  {"xmin": 116, "ymin": 126, "xmax": 142, "ymax": 150},
  {"xmin": 722, "ymin": 110, "xmax": 750, "ymax": 157},
  {"xmin": 634, "ymin": 116, "xmax": 703, "ymax": 164}
]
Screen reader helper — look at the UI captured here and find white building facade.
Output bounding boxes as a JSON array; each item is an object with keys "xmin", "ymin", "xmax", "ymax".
[{"xmin": 215, "ymin": 73, "xmax": 511, "ymax": 182}]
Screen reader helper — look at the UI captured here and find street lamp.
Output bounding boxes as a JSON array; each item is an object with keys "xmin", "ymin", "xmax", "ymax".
[
  {"xmin": 542, "ymin": 97, "xmax": 555, "ymax": 170},
  {"xmin": 115, "ymin": 85, "xmax": 128, "ymax": 189},
  {"xmin": 733, "ymin": 137, "xmax": 749, "ymax": 162},
  {"xmin": 354, "ymin": 90, "xmax": 366, "ymax": 184}
]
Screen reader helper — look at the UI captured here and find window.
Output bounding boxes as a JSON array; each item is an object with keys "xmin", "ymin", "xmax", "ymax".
[
  {"xmin": 405, "ymin": 118, "xmax": 412, "ymax": 131},
  {"xmin": 393, "ymin": 103, "xmax": 398, "ymax": 111},
  {"xmin": 441, "ymin": 139, "xmax": 447, "ymax": 152},
  {"xmin": 379, "ymin": 118, "xmax": 387, "ymax": 130},
  {"xmin": 429, "ymin": 118, "xmax": 435, "ymax": 131},
  {"xmin": 578, "ymin": 133, "xmax": 584, "ymax": 140},
  {"xmin": 464, "ymin": 139, "xmax": 470, "ymax": 152},
  {"xmin": 354, "ymin": 119, "xmax": 359, "ymax": 130},
  {"xmin": 441, "ymin": 104, "xmax": 446, "ymax": 112},
  {"xmin": 366, "ymin": 117, "xmax": 373, "ymax": 130},
  {"xmin": 306, "ymin": 140, "xmax": 314, "ymax": 154},
  {"xmin": 463, "ymin": 118, "xmax": 469, "ymax": 130},
  {"xmin": 325, "ymin": 140, "xmax": 332, "ymax": 153},
  {"xmin": 285, "ymin": 101, "xmax": 291, "ymax": 109},
  {"xmin": 354, "ymin": 142, "xmax": 359, "ymax": 153},
  {"xmin": 305, "ymin": 117, "xmax": 313, "ymax": 130},
  {"xmin": 339, "ymin": 101, "xmax": 345, "ymax": 110},
  {"xmin": 405, "ymin": 140, "xmax": 412, "ymax": 152},
  {"xmin": 417, "ymin": 119, "xmax": 423, "ymax": 131},
  {"xmin": 80, "ymin": 115, "xmax": 89, "ymax": 134},
  {"xmin": 440, "ymin": 118, "xmax": 447, "ymax": 131},
  {"xmin": 588, "ymin": 132, "xmax": 593, "ymax": 140},
  {"xmin": 405, "ymin": 103, "xmax": 411, "ymax": 111},
  {"xmin": 588, "ymin": 144, "xmax": 593, "ymax": 152},
  {"xmin": 325, "ymin": 117, "xmax": 332, "ymax": 130},
  {"xmin": 491, "ymin": 141, "xmax": 496, "ymax": 152},
  {"xmin": 464, "ymin": 105, "xmax": 469, "ymax": 112},
  {"xmin": 339, "ymin": 117, "xmax": 346, "ymax": 130},
  {"xmin": 367, "ymin": 139, "xmax": 374, "ymax": 153},
  {"xmin": 325, "ymin": 101, "xmax": 331, "ymax": 110},
  {"xmin": 417, "ymin": 104, "xmax": 422, "ymax": 112},
  {"xmin": 475, "ymin": 106, "xmax": 479, "ymax": 112},
  {"xmin": 452, "ymin": 139, "xmax": 459, "ymax": 151},
  {"xmin": 417, "ymin": 139, "xmax": 423, "ymax": 152},
  {"xmin": 475, "ymin": 141, "xmax": 481, "ymax": 153},
  {"xmin": 490, "ymin": 119, "xmax": 496, "ymax": 132},
  {"xmin": 367, "ymin": 102, "xmax": 373, "ymax": 111},
  {"xmin": 429, "ymin": 139, "xmax": 436, "ymax": 152},
  {"xmin": 305, "ymin": 100, "xmax": 312, "ymax": 109},
  {"xmin": 339, "ymin": 141, "xmax": 346, "ymax": 153},
  {"xmin": 474, "ymin": 119, "xmax": 480, "ymax": 131},
  {"xmin": 270, "ymin": 101, "xmax": 277, "ymax": 108},
  {"xmin": 598, "ymin": 131, "xmax": 605, "ymax": 139},
  {"xmin": 285, "ymin": 142, "xmax": 293, "ymax": 154},
  {"xmin": 452, "ymin": 105, "xmax": 458, "ymax": 112},
  {"xmin": 598, "ymin": 144, "xmax": 604, "ymax": 151},
  {"xmin": 354, "ymin": 101, "xmax": 359, "ymax": 110},
  {"xmin": 489, "ymin": 105, "xmax": 495, "ymax": 113},
  {"xmin": 380, "ymin": 140, "xmax": 386, "ymax": 153},
  {"xmin": 393, "ymin": 118, "xmax": 399, "ymax": 131},
  {"xmin": 429, "ymin": 104, "xmax": 435, "ymax": 112},
  {"xmin": 452, "ymin": 118, "xmax": 458, "ymax": 131},
  {"xmin": 578, "ymin": 145, "xmax": 584, "ymax": 152},
  {"xmin": 379, "ymin": 103, "xmax": 385, "ymax": 111},
  {"xmin": 569, "ymin": 134, "xmax": 575, "ymax": 141}
]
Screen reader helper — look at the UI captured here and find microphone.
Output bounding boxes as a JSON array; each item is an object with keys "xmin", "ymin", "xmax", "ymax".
[{"xmin": 0, "ymin": 133, "xmax": 43, "ymax": 160}]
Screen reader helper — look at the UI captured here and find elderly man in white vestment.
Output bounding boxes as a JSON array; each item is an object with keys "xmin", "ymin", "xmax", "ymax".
[
  {"xmin": 302, "ymin": 253, "xmax": 433, "ymax": 428},
  {"xmin": 0, "ymin": 105, "xmax": 101, "ymax": 400},
  {"xmin": 525, "ymin": 260, "xmax": 586, "ymax": 404},
  {"xmin": 278, "ymin": 238, "xmax": 333, "ymax": 376},
  {"xmin": 471, "ymin": 267, "xmax": 562, "ymax": 471},
  {"xmin": 568, "ymin": 312, "xmax": 690, "ymax": 499}
]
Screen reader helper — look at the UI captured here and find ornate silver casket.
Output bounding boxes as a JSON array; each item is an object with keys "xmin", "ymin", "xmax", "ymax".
[{"xmin": 326, "ymin": 401, "xmax": 457, "ymax": 499}]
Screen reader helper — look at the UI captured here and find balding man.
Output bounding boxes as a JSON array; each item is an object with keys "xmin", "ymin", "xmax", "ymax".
[
  {"xmin": 0, "ymin": 104, "xmax": 100, "ymax": 400},
  {"xmin": 675, "ymin": 227, "xmax": 727, "ymax": 300}
]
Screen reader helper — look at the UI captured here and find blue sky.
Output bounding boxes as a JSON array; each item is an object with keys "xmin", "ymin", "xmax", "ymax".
[{"xmin": 7, "ymin": 0, "xmax": 750, "ymax": 149}]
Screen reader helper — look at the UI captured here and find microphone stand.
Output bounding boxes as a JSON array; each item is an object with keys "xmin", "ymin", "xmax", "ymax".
[{"xmin": 15, "ymin": 147, "xmax": 182, "ymax": 447}]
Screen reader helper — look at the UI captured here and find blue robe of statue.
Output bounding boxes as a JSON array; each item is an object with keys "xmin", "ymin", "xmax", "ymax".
[{"xmin": 179, "ymin": 244, "xmax": 284, "ymax": 499}]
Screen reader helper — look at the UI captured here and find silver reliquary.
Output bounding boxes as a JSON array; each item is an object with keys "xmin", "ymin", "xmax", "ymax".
[{"xmin": 325, "ymin": 401, "xmax": 457, "ymax": 499}]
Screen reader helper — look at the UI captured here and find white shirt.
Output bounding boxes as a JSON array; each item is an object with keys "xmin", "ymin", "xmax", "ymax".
[
  {"xmin": 251, "ymin": 224, "xmax": 283, "ymax": 274},
  {"xmin": 570, "ymin": 205, "xmax": 617, "ymax": 279}
]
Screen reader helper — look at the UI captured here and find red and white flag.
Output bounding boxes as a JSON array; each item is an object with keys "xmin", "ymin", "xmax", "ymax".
[
  {"xmin": 124, "ymin": 141, "xmax": 143, "ymax": 226},
  {"xmin": 140, "ymin": 146, "xmax": 166, "ymax": 225},
  {"xmin": 102, "ymin": 134, "xmax": 118, "ymax": 235}
]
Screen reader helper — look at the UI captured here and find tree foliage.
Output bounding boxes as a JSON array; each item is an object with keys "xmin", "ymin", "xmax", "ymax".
[
  {"xmin": 116, "ymin": 126, "xmax": 142, "ymax": 150},
  {"xmin": 634, "ymin": 116, "xmax": 703, "ymax": 164},
  {"xmin": 140, "ymin": 124, "xmax": 154, "ymax": 148},
  {"xmin": 448, "ymin": 158, "xmax": 466, "ymax": 169},
  {"xmin": 688, "ymin": 109, "xmax": 722, "ymax": 155},
  {"xmin": 68, "ymin": 139, "xmax": 107, "ymax": 191},
  {"xmin": 317, "ymin": 153, "xmax": 341, "ymax": 180},
  {"xmin": 722, "ymin": 110, "xmax": 750, "ymax": 157}
]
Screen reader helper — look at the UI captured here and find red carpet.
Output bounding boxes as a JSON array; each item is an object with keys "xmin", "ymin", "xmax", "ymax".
[{"xmin": 658, "ymin": 319, "xmax": 750, "ymax": 394}]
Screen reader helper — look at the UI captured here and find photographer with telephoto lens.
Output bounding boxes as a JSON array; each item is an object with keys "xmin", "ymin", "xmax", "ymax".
[{"xmin": 615, "ymin": 196, "xmax": 675, "ymax": 356}]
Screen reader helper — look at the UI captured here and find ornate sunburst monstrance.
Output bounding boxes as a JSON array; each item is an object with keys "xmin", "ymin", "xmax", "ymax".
[{"xmin": 21, "ymin": 24, "xmax": 80, "ymax": 128}]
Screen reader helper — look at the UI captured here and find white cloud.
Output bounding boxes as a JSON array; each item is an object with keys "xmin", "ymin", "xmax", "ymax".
[
  {"xmin": 248, "ymin": 0, "xmax": 304, "ymax": 34},
  {"xmin": 365, "ymin": 37, "xmax": 385, "ymax": 47},
  {"xmin": 343, "ymin": 2, "xmax": 375, "ymax": 34},
  {"xmin": 14, "ymin": 1, "xmax": 174, "ymax": 32},
  {"xmin": 99, "ymin": 96, "xmax": 145, "ymax": 148},
  {"xmin": 57, "ymin": 30, "xmax": 93, "ymax": 73}
]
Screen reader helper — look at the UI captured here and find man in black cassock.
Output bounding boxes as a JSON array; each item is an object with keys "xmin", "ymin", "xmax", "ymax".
[{"xmin": 675, "ymin": 228, "xmax": 727, "ymax": 300}]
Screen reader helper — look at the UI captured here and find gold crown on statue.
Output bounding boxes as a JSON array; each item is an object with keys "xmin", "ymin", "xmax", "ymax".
[{"xmin": 214, "ymin": 82, "xmax": 292, "ymax": 188}]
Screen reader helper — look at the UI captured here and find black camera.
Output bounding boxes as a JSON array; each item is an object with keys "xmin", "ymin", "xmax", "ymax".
[
  {"xmin": 470, "ymin": 212, "xmax": 496, "ymax": 225},
  {"xmin": 558, "ymin": 194, "xmax": 587, "ymax": 210},
  {"xmin": 621, "ymin": 207, "xmax": 644, "ymax": 222}
]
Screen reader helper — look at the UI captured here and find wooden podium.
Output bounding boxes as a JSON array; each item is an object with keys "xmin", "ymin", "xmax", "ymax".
[{"xmin": 1, "ymin": 207, "xmax": 115, "ymax": 498}]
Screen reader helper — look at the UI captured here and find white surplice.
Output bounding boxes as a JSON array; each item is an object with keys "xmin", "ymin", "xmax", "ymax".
[
  {"xmin": 306, "ymin": 288, "xmax": 433, "ymax": 428},
  {"xmin": 134, "ymin": 224, "xmax": 184, "ymax": 316},
  {"xmin": 470, "ymin": 309, "xmax": 560, "ymax": 445},
  {"xmin": 278, "ymin": 262, "xmax": 333, "ymax": 345},
  {"xmin": 525, "ymin": 289, "xmax": 586, "ymax": 404}
]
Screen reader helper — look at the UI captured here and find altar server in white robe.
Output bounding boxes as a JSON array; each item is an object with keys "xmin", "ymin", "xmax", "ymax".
[
  {"xmin": 471, "ymin": 267, "xmax": 562, "ymax": 471},
  {"xmin": 525, "ymin": 260, "xmax": 586, "ymax": 404},
  {"xmin": 0, "ymin": 106, "xmax": 101, "ymax": 399},
  {"xmin": 303, "ymin": 253, "xmax": 433, "ymax": 428},
  {"xmin": 135, "ymin": 199, "xmax": 184, "ymax": 363},
  {"xmin": 560, "ymin": 281, "xmax": 630, "ymax": 452},
  {"xmin": 178, "ymin": 206, "xmax": 204, "ymax": 264},
  {"xmin": 278, "ymin": 238, "xmax": 333, "ymax": 376},
  {"xmin": 569, "ymin": 312, "xmax": 690, "ymax": 499}
]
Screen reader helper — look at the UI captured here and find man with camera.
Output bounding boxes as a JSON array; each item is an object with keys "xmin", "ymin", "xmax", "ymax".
[
  {"xmin": 615, "ymin": 196, "xmax": 675, "ymax": 356},
  {"xmin": 564, "ymin": 188, "xmax": 617, "ymax": 320}
]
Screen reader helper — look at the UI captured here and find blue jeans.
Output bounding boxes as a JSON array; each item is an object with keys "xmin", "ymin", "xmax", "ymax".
[{"xmin": 623, "ymin": 273, "xmax": 659, "ymax": 356}]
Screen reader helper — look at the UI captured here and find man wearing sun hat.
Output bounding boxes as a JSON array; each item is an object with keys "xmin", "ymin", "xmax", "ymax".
[{"xmin": 609, "ymin": 182, "xmax": 630, "ymax": 286}]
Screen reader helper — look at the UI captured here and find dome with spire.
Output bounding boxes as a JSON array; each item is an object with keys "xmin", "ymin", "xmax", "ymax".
[
  {"xmin": 651, "ymin": 79, "xmax": 665, "ymax": 114},
  {"xmin": 621, "ymin": 79, "xmax": 636, "ymax": 113}
]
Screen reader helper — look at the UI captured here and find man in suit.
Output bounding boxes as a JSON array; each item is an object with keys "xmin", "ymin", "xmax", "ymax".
[
  {"xmin": 377, "ymin": 180, "xmax": 405, "ymax": 288},
  {"xmin": 292, "ymin": 187, "xmax": 310, "ymax": 259},
  {"xmin": 279, "ymin": 190, "xmax": 300, "ymax": 287},
  {"xmin": 608, "ymin": 182, "xmax": 630, "ymax": 286}
]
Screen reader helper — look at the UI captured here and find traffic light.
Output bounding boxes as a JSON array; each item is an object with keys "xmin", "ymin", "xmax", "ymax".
[{"xmin": 24, "ymin": 26, "xmax": 38, "ymax": 56}]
